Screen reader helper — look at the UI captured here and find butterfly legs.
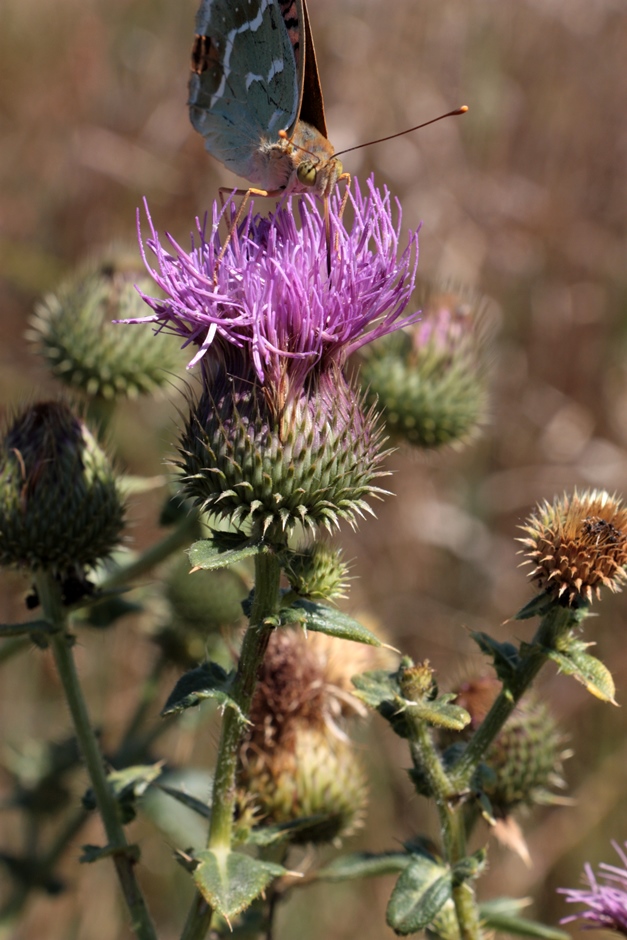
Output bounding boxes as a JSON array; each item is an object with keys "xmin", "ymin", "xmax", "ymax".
[
  {"xmin": 323, "ymin": 171, "xmax": 351, "ymax": 274},
  {"xmin": 214, "ymin": 185, "xmax": 286, "ymax": 283},
  {"xmin": 216, "ymin": 173, "xmax": 352, "ymax": 282}
]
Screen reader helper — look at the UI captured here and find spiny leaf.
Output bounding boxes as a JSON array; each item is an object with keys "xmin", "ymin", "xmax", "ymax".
[
  {"xmin": 161, "ymin": 662, "xmax": 241, "ymax": 717},
  {"xmin": 192, "ymin": 848, "xmax": 286, "ymax": 920}
]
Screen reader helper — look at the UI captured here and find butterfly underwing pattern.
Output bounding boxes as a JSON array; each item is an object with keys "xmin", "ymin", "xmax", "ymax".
[{"xmin": 188, "ymin": 0, "xmax": 344, "ymax": 201}]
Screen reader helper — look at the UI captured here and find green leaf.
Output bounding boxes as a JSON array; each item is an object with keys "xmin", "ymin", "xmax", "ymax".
[
  {"xmin": 544, "ymin": 638, "xmax": 616, "ymax": 704},
  {"xmin": 407, "ymin": 695, "xmax": 470, "ymax": 732},
  {"xmin": 188, "ymin": 536, "xmax": 264, "ymax": 571},
  {"xmin": 480, "ymin": 899, "xmax": 570, "ymax": 940},
  {"xmin": 156, "ymin": 784, "xmax": 211, "ymax": 820},
  {"xmin": 284, "ymin": 599, "xmax": 387, "ymax": 647},
  {"xmin": 353, "ymin": 669, "xmax": 469, "ymax": 734},
  {"xmin": 352, "ymin": 669, "xmax": 411, "ymax": 738},
  {"xmin": 513, "ymin": 593, "xmax": 554, "ymax": 620},
  {"xmin": 317, "ymin": 851, "xmax": 411, "ymax": 881},
  {"xmin": 245, "ymin": 815, "xmax": 335, "ymax": 847},
  {"xmin": 107, "ymin": 763, "xmax": 164, "ymax": 799},
  {"xmin": 161, "ymin": 662, "xmax": 241, "ymax": 718},
  {"xmin": 387, "ymin": 856, "xmax": 452, "ymax": 935},
  {"xmin": 470, "ymin": 632, "xmax": 521, "ymax": 681},
  {"xmin": 192, "ymin": 848, "xmax": 286, "ymax": 920}
]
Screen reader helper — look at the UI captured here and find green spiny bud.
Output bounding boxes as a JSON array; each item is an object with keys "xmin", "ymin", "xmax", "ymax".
[
  {"xmin": 447, "ymin": 676, "xmax": 567, "ymax": 816},
  {"xmin": 427, "ymin": 901, "xmax": 461, "ymax": 940},
  {"xmin": 0, "ymin": 401, "xmax": 124, "ymax": 575},
  {"xmin": 361, "ymin": 285, "xmax": 491, "ymax": 449},
  {"xmin": 281, "ymin": 541, "xmax": 350, "ymax": 600},
  {"xmin": 177, "ymin": 369, "xmax": 388, "ymax": 538},
  {"xmin": 27, "ymin": 247, "xmax": 183, "ymax": 400},
  {"xmin": 399, "ymin": 660, "xmax": 437, "ymax": 702},
  {"xmin": 165, "ymin": 553, "xmax": 248, "ymax": 632}
]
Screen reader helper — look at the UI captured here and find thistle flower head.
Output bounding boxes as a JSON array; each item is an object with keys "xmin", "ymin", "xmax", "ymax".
[
  {"xmin": 132, "ymin": 178, "xmax": 420, "ymax": 537},
  {"xmin": 518, "ymin": 490, "xmax": 627, "ymax": 607},
  {"xmin": 559, "ymin": 841, "xmax": 627, "ymax": 934},
  {"xmin": 131, "ymin": 177, "xmax": 418, "ymax": 398}
]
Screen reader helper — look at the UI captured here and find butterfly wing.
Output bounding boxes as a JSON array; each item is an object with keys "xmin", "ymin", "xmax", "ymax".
[
  {"xmin": 297, "ymin": 0, "xmax": 328, "ymax": 138},
  {"xmin": 189, "ymin": 0, "xmax": 301, "ymax": 182}
]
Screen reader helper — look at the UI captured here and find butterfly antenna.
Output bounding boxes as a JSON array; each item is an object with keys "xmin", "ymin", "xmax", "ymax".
[{"xmin": 333, "ymin": 106, "xmax": 468, "ymax": 158}]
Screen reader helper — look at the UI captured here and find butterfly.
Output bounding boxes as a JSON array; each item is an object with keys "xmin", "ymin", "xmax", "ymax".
[{"xmin": 188, "ymin": 0, "xmax": 348, "ymax": 259}]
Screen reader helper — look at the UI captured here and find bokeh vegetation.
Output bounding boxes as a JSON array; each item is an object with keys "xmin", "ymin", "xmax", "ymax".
[{"xmin": 1, "ymin": 0, "xmax": 627, "ymax": 937}]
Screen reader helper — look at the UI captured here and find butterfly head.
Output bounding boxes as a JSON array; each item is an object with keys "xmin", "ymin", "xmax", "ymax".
[
  {"xmin": 295, "ymin": 152, "xmax": 344, "ymax": 198},
  {"xmin": 284, "ymin": 121, "xmax": 344, "ymax": 199}
]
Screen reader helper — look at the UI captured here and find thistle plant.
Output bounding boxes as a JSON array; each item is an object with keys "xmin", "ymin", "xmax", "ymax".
[{"xmin": 2, "ymin": 172, "xmax": 627, "ymax": 940}]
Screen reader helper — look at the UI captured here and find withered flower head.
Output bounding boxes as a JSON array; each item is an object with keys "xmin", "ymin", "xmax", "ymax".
[
  {"xmin": 518, "ymin": 490, "xmax": 627, "ymax": 607},
  {"xmin": 237, "ymin": 628, "xmax": 372, "ymax": 844}
]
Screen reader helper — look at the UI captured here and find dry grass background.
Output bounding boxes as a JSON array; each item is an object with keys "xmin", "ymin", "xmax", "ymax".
[{"xmin": 2, "ymin": 0, "xmax": 627, "ymax": 937}]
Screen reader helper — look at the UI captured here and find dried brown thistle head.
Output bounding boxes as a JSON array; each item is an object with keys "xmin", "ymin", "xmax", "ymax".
[{"xmin": 518, "ymin": 490, "xmax": 627, "ymax": 607}]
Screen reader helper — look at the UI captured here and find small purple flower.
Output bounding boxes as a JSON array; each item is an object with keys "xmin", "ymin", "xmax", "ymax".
[
  {"xmin": 128, "ymin": 177, "xmax": 419, "ymax": 396},
  {"xmin": 559, "ymin": 841, "xmax": 627, "ymax": 934}
]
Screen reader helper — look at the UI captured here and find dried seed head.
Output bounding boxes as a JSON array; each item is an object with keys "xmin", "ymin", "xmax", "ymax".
[
  {"xmin": 518, "ymin": 490, "xmax": 627, "ymax": 606},
  {"xmin": 237, "ymin": 628, "xmax": 369, "ymax": 844}
]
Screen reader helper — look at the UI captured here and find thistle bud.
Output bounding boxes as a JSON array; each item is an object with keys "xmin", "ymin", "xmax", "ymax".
[
  {"xmin": 518, "ymin": 490, "xmax": 627, "ymax": 606},
  {"xmin": 165, "ymin": 554, "xmax": 247, "ymax": 634},
  {"xmin": 447, "ymin": 676, "xmax": 566, "ymax": 816},
  {"xmin": 361, "ymin": 284, "xmax": 491, "ymax": 449},
  {"xmin": 281, "ymin": 542, "xmax": 350, "ymax": 600},
  {"xmin": 153, "ymin": 554, "xmax": 248, "ymax": 666},
  {"xmin": 178, "ymin": 369, "xmax": 386, "ymax": 538},
  {"xmin": 27, "ymin": 247, "xmax": 182, "ymax": 400},
  {"xmin": 0, "ymin": 402, "xmax": 124, "ymax": 575}
]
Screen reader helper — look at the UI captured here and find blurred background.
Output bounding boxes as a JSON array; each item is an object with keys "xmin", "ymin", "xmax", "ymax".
[{"xmin": 2, "ymin": 0, "xmax": 627, "ymax": 937}]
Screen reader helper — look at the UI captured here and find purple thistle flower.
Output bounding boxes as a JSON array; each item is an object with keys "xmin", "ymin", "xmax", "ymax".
[
  {"xmin": 128, "ymin": 177, "xmax": 419, "ymax": 395},
  {"xmin": 559, "ymin": 841, "xmax": 627, "ymax": 934}
]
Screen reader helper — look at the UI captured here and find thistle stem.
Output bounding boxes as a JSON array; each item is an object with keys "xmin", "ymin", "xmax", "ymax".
[
  {"xmin": 35, "ymin": 572, "xmax": 157, "ymax": 940},
  {"xmin": 450, "ymin": 604, "xmax": 575, "ymax": 789},
  {"xmin": 180, "ymin": 550, "xmax": 282, "ymax": 940},
  {"xmin": 409, "ymin": 717, "xmax": 482, "ymax": 940}
]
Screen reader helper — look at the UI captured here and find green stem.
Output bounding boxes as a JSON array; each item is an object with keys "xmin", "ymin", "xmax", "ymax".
[
  {"xmin": 35, "ymin": 573, "xmax": 157, "ymax": 940},
  {"xmin": 409, "ymin": 719, "xmax": 482, "ymax": 940},
  {"xmin": 450, "ymin": 604, "xmax": 575, "ymax": 789},
  {"xmin": 180, "ymin": 550, "xmax": 282, "ymax": 940},
  {"xmin": 0, "ymin": 620, "xmax": 53, "ymax": 638}
]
